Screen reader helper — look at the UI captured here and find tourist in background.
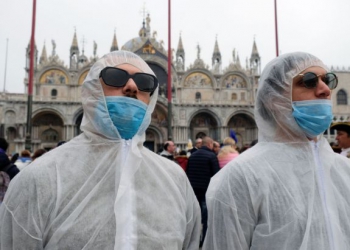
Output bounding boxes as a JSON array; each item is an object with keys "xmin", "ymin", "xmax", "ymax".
[{"xmin": 217, "ymin": 137, "xmax": 239, "ymax": 168}]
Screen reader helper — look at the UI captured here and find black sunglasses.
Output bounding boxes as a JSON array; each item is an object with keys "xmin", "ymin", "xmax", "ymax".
[
  {"xmin": 298, "ymin": 72, "xmax": 338, "ymax": 90},
  {"xmin": 99, "ymin": 67, "xmax": 158, "ymax": 93}
]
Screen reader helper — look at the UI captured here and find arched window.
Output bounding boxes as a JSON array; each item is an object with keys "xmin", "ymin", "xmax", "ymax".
[
  {"xmin": 51, "ymin": 89, "xmax": 57, "ymax": 97},
  {"xmin": 337, "ymin": 89, "xmax": 347, "ymax": 105},
  {"xmin": 195, "ymin": 92, "xmax": 201, "ymax": 102}
]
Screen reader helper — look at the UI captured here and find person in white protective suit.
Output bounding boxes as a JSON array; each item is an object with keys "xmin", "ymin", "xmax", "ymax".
[
  {"xmin": 0, "ymin": 50, "xmax": 201, "ymax": 249},
  {"xmin": 203, "ymin": 52, "xmax": 350, "ymax": 250}
]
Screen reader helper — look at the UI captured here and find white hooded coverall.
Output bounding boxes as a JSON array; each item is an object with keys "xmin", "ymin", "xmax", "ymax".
[
  {"xmin": 0, "ymin": 51, "xmax": 201, "ymax": 250},
  {"xmin": 203, "ymin": 52, "xmax": 350, "ymax": 250}
]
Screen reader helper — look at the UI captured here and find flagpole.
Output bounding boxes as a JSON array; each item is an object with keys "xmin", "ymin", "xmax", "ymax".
[
  {"xmin": 3, "ymin": 38, "xmax": 8, "ymax": 93},
  {"xmin": 25, "ymin": 0, "xmax": 36, "ymax": 151},
  {"xmin": 167, "ymin": 0, "xmax": 172, "ymax": 140},
  {"xmin": 274, "ymin": 0, "xmax": 279, "ymax": 57}
]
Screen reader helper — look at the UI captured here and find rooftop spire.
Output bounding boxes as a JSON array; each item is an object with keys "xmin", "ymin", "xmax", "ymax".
[
  {"xmin": 39, "ymin": 42, "xmax": 47, "ymax": 64},
  {"xmin": 250, "ymin": 37, "xmax": 261, "ymax": 75},
  {"xmin": 213, "ymin": 35, "xmax": 220, "ymax": 54},
  {"xmin": 177, "ymin": 32, "xmax": 184, "ymax": 52},
  {"xmin": 251, "ymin": 38, "xmax": 259, "ymax": 57},
  {"xmin": 236, "ymin": 53, "xmax": 241, "ymax": 67},
  {"xmin": 176, "ymin": 32, "xmax": 185, "ymax": 71},
  {"xmin": 110, "ymin": 29, "xmax": 119, "ymax": 51},
  {"xmin": 71, "ymin": 28, "xmax": 79, "ymax": 50},
  {"xmin": 212, "ymin": 35, "xmax": 222, "ymax": 70}
]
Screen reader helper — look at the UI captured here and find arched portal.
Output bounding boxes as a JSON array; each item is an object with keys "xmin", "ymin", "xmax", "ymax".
[
  {"xmin": 227, "ymin": 113, "xmax": 257, "ymax": 148},
  {"xmin": 32, "ymin": 111, "xmax": 64, "ymax": 150},
  {"xmin": 189, "ymin": 112, "xmax": 219, "ymax": 141},
  {"xmin": 145, "ymin": 126, "xmax": 164, "ymax": 153}
]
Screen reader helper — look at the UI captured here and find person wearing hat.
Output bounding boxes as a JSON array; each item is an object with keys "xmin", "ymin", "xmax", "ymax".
[{"xmin": 331, "ymin": 122, "xmax": 350, "ymax": 158}]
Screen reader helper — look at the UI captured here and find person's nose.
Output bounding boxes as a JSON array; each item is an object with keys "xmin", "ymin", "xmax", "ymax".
[
  {"xmin": 122, "ymin": 78, "xmax": 138, "ymax": 95},
  {"xmin": 315, "ymin": 77, "xmax": 331, "ymax": 98}
]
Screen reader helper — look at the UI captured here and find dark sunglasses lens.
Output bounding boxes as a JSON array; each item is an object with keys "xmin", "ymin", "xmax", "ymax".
[
  {"xmin": 133, "ymin": 74, "xmax": 157, "ymax": 92},
  {"xmin": 102, "ymin": 68, "xmax": 128, "ymax": 87},
  {"xmin": 325, "ymin": 73, "xmax": 338, "ymax": 90},
  {"xmin": 302, "ymin": 72, "xmax": 318, "ymax": 88}
]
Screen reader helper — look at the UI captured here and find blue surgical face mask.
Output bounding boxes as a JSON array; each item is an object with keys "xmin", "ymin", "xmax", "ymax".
[
  {"xmin": 105, "ymin": 96, "xmax": 147, "ymax": 140},
  {"xmin": 292, "ymin": 99, "xmax": 333, "ymax": 138}
]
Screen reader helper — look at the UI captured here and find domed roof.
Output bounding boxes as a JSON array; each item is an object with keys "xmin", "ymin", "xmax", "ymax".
[
  {"xmin": 121, "ymin": 14, "xmax": 166, "ymax": 56},
  {"xmin": 139, "ymin": 20, "xmax": 147, "ymax": 38},
  {"xmin": 122, "ymin": 37, "xmax": 146, "ymax": 52}
]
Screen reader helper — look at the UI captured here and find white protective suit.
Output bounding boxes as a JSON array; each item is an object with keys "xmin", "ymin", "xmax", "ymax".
[
  {"xmin": 203, "ymin": 52, "xmax": 350, "ymax": 250},
  {"xmin": 0, "ymin": 51, "xmax": 201, "ymax": 250}
]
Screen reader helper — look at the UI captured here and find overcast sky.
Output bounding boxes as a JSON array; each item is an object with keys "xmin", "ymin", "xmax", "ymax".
[{"xmin": 0, "ymin": 0, "xmax": 349, "ymax": 93}]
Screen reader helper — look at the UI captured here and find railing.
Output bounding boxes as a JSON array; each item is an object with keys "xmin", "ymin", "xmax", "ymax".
[
  {"xmin": 172, "ymin": 99, "xmax": 254, "ymax": 106},
  {"xmin": 0, "ymin": 93, "xmax": 81, "ymax": 102},
  {"xmin": 1, "ymin": 93, "xmax": 253, "ymax": 105}
]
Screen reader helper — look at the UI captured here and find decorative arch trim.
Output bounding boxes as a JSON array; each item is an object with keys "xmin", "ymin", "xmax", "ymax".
[
  {"xmin": 225, "ymin": 110, "xmax": 255, "ymax": 126},
  {"xmin": 187, "ymin": 108, "xmax": 222, "ymax": 127},
  {"xmin": 32, "ymin": 108, "xmax": 66, "ymax": 124}
]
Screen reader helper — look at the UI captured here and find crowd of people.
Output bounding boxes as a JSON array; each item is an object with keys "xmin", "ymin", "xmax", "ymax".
[
  {"xmin": 0, "ymin": 50, "xmax": 350, "ymax": 249},
  {"xmin": 0, "ymin": 140, "xmax": 67, "ymax": 204}
]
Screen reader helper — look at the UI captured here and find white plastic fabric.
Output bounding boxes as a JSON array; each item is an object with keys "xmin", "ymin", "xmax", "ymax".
[
  {"xmin": 203, "ymin": 52, "xmax": 350, "ymax": 250},
  {"xmin": 0, "ymin": 51, "xmax": 201, "ymax": 249}
]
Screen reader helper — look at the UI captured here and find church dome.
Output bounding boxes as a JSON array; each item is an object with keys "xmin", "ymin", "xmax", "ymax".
[
  {"xmin": 121, "ymin": 37, "xmax": 146, "ymax": 52},
  {"xmin": 121, "ymin": 14, "xmax": 166, "ymax": 56}
]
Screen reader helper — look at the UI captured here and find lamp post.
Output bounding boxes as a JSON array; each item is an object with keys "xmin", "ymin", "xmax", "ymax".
[
  {"xmin": 25, "ymin": 0, "xmax": 36, "ymax": 151},
  {"xmin": 167, "ymin": 0, "xmax": 173, "ymax": 140}
]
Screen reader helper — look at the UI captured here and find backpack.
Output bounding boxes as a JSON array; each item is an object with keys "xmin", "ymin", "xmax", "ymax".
[
  {"xmin": 0, "ymin": 171, "xmax": 10, "ymax": 203},
  {"xmin": 0, "ymin": 162, "xmax": 15, "ymax": 204}
]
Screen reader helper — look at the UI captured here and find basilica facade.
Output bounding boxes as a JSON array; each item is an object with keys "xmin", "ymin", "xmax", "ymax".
[{"xmin": 0, "ymin": 16, "xmax": 349, "ymax": 154}]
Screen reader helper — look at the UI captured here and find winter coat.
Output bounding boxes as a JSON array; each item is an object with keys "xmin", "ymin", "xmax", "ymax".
[{"xmin": 186, "ymin": 146, "xmax": 220, "ymax": 193}]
